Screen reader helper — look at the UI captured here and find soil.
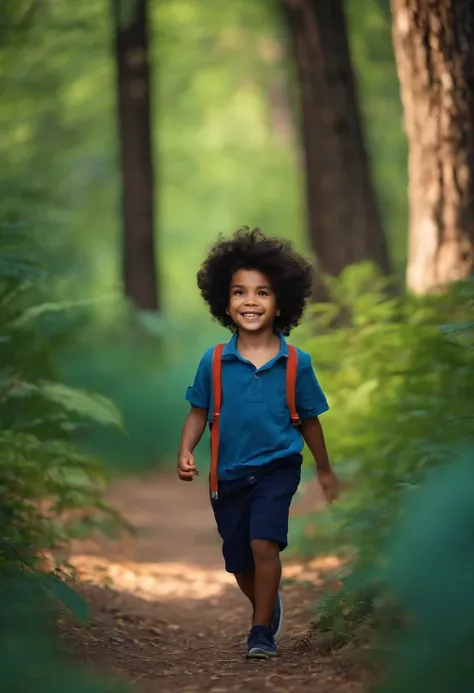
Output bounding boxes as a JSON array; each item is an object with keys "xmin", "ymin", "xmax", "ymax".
[{"xmin": 63, "ymin": 473, "xmax": 369, "ymax": 692}]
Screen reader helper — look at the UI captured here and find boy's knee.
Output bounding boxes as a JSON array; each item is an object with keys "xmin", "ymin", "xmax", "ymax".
[{"xmin": 250, "ymin": 538, "xmax": 280, "ymax": 563}]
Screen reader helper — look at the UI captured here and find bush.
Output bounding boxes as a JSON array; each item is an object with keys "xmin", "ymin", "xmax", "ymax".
[
  {"xmin": 0, "ymin": 230, "xmax": 126, "ymax": 574},
  {"xmin": 0, "ymin": 571, "xmax": 128, "ymax": 693},
  {"xmin": 0, "ymin": 222, "xmax": 128, "ymax": 691},
  {"xmin": 297, "ymin": 263, "xmax": 474, "ymax": 644},
  {"xmin": 378, "ymin": 452, "xmax": 474, "ymax": 693}
]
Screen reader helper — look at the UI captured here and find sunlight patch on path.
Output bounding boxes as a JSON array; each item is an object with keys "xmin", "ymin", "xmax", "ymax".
[
  {"xmin": 70, "ymin": 553, "xmax": 343, "ymax": 603},
  {"xmin": 71, "ymin": 556, "xmax": 235, "ymax": 600}
]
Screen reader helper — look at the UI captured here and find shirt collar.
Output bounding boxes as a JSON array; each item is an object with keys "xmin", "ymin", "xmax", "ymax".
[{"xmin": 222, "ymin": 332, "xmax": 288, "ymax": 359}]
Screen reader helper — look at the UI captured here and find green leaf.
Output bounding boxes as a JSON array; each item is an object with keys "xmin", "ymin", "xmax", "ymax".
[
  {"xmin": 38, "ymin": 573, "xmax": 90, "ymax": 622},
  {"xmin": 5, "ymin": 379, "xmax": 124, "ymax": 429},
  {"xmin": 9, "ymin": 295, "xmax": 120, "ymax": 329},
  {"xmin": 38, "ymin": 382, "xmax": 124, "ymax": 429}
]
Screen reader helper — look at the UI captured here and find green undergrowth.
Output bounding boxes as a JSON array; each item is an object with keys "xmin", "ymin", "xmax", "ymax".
[
  {"xmin": 0, "ymin": 222, "xmax": 130, "ymax": 691},
  {"xmin": 294, "ymin": 263, "xmax": 474, "ymax": 658}
]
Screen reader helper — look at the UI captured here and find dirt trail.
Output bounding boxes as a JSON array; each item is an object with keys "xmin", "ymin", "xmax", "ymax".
[{"xmin": 65, "ymin": 473, "xmax": 367, "ymax": 692}]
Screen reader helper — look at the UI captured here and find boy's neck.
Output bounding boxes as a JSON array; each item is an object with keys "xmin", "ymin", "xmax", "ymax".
[{"xmin": 236, "ymin": 327, "xmax": 279, "ymax": 351}]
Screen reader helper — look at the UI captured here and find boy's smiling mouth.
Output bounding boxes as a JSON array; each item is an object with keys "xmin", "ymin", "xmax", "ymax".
[{"xmin": 240, "ymin": 312, "xmax": 263, "ymax": 320}]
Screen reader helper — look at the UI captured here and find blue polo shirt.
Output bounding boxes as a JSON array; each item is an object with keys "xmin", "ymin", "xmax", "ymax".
[{"xmin": 185, "ymin": 333, "xmax": 329, "ymax": 480}]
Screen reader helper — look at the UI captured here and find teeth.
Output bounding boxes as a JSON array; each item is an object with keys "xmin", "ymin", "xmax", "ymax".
[{"xmin": 242, "ymin": 313, "xmax": 260, "ymax": 317}]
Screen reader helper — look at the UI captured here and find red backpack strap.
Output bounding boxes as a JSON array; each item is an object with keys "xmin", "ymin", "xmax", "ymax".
[
  {"xmin": 286, "ymin": 345, "xmax": 300, "ymax": 426},
  {"xmin": 210, "ymin": 344, "xmax": 225, "ymax": 499}
]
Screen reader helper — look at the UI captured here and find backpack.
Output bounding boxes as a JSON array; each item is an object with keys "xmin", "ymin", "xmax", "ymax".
[{"xmin": 209, "ymin": 343, "xmax": 300, "ymax": 499}]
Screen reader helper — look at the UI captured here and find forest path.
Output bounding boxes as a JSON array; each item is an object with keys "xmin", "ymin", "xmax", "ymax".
[{"xmin": 65, "ymin": 473, "xmax": 367, "ymax": 693}]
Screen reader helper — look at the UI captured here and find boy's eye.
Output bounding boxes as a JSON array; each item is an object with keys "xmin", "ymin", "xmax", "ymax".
[{"xmin": 231, "ymin": 288, "xmax": 271, "ymax": 297}]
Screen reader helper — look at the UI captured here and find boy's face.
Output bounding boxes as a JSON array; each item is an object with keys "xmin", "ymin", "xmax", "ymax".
[{"xmin": 227, "ymin": 268, "xmax": 279, "ymax": 333}]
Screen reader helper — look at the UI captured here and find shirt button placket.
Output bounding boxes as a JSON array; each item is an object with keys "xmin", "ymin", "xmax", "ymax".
[{"xmin": 249, "ymin": 367, "xmax": 263, "ymax": 401}]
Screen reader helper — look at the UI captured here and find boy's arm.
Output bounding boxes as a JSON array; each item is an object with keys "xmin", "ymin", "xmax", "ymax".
[
  {"xmin": 177, "ymin": 406, "xmax": 208, "ymax": 481},
  {"xmin": 179, "ymin": 348, "xmax": 212, "ymax": 481},
  {"xmin": 300, "ymin": 416, "xmax": 340, "ymax": 502},
  {"xmin": 296, "ymin": 352, "xmax": 339, "ymax": 502}
]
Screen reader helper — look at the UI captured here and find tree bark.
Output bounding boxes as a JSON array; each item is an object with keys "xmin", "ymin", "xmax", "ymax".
[
  {"xmin": 391, "ymin": 0, "xmax": 474, "ymax": 294},
  {"xmin": 281, "ymin": 0, "xmax": 391, "ymax": 280},
  {"xmin": 112, "ymin": 0, "xmax": 158, "ymax": 311}
]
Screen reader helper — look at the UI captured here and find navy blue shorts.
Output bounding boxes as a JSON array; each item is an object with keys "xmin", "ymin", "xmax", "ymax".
[{"xmin": 210, "ymin": 454, "xmax": 302, "ymax": 574}]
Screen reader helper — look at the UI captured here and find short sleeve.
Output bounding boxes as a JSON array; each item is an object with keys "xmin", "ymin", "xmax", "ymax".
[
  {"xmin": 185, "ymin": 348, "xmax": 213, "ymax": 411},
  {"xmin": 296, "ymin": 350, "xmax": 329, "ymax": 420}
]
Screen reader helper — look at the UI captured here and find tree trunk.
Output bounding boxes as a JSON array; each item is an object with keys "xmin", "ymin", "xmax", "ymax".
[
  {"xmin": 391, "ymin": 0, "xmax": 474, "ymax": 294},
  {"xmin": 112, "ymin": 0, "xmax": 158, "ymax": 311},
  {"xmin": 281, "ymin": 0, "xmax": 391, "ymax": 280}
]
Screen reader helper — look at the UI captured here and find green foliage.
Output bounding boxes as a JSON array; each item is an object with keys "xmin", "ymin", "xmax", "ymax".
[
  {"xmin": 0, "ymin": 571, "xmax": 127, "ymax": 693},
  {"xmin": 1, "ymin": 0, "xmax": 407, "ymax": 310},
  {"xmin": 37, "ymin": 572, "xmax": 90, "ymax": 622},
  {"xmin": 379, "ymin": 454, "xmax": 474, "ymax": 693},
  {"xmin": 0, "ymin": 222, "xmax": 128, "ymax": 688},
  {"xmin": 297, "ymin": 263, "xmax": 474, "ymax": 645},
  {"xmin": 0, "ymin": 294, "xmax": 126, "ymax": 574}
]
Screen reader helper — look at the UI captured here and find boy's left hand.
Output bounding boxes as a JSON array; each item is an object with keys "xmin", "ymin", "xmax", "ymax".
[{"xmin": 317, "ymin": 469, "xmax": 341, "ymax": 503}]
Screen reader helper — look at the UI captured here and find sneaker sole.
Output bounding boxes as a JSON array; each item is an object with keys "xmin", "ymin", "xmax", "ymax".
[
  {"xmin": 246, "ymin": 647, "xmax": 278, "ymax": 659},
  {"xmin": 273, "ymin": 593, "xmax": 284, "ymax": 641}
]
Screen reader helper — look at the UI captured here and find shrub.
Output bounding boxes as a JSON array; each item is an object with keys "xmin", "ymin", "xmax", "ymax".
[
  {"xmin": 297, "ymin": 263, "xmax": 474, "ymax": 644},
  {"xmin": 0, "ymin": 222, "xmax": 128, "ymax": 691}
]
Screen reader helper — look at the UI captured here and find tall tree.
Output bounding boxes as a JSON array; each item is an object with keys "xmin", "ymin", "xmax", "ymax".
[
  {"xmin": 112, "ymin": 0, "xmax": 158, "ymax": 311},
  {"xmin": 281, "ymin": 0, "xmax": 391, "ymax": 280},
  {"xmin": 391, "ymin": 0, "xmax": 474, "ymax": 294}
]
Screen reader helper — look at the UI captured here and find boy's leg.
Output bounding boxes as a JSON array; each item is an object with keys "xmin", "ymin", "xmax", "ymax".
[
  {"xmin": 250, "ymin": 539, "xmax": 281, "ymax": 627},
  {"xmin": 234, "ymin": 571, "xmax": 255, "ymax": 609},
  {"xmin": 249, "ymin": 458, "xmax": 302, "ymax": 629}
]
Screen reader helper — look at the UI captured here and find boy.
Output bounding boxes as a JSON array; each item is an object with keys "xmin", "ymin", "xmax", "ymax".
[{"xmin": 177, "ymin": 227, "xmax": 339, "ymax": 659}]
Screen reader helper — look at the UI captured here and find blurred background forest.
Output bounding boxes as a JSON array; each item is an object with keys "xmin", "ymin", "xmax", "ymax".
[
  {"xmin": 1, "ymin": 0, "xmax": 474, "ymax": 691},
  {"xmin": 1, "ymin": 0, "xmax": 408, "ymax": 470}
]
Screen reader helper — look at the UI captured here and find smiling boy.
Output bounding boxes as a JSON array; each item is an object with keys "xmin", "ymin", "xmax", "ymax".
[{"xmin": 177, "ymin": 227, "xmax": 339, "ymax": 659}]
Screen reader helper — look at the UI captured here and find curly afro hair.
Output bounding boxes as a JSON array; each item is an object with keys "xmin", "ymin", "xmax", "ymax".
[{"xmin": 197, "ymin": 227, "xmax": 314, "ymax": 335}]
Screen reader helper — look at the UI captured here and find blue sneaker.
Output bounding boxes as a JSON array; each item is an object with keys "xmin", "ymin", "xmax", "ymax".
[
  {"xmin": 269, "ymin": 591, "xmax": 283, "ymax": 640},
  {"xmin": 246, "ymin": 625, "xmax": 278, "ymax": 659}
]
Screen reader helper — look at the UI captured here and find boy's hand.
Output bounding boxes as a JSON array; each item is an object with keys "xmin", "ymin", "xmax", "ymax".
[
  {"xmin": 317, "ymin": 468, "xmax": 341, "ymax": 503},
  {"xmin": 178, "ymin": 451, "xmax": 199, "ymax": 482}
]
